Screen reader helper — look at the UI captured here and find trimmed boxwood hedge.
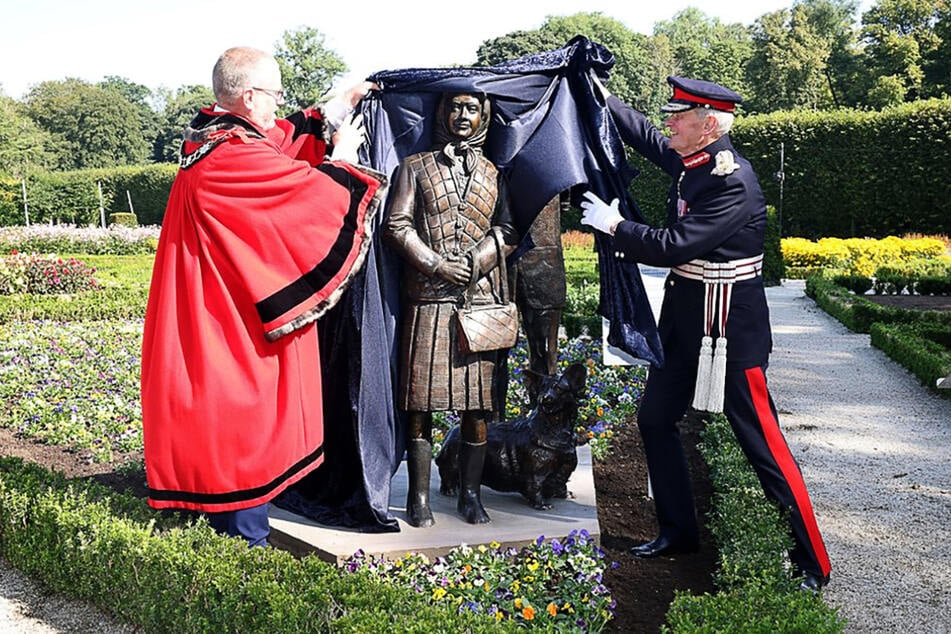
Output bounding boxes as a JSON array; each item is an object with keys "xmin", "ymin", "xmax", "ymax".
[
  {"xmin": 1, "ymin": 164, "xmax": 177, "ymax": 227},
  {"xmin": 806, "ymin": 275, "xmax": 951, "ymax": 397},
  {"xmin": 0, "ymin": 457, "xmax": 517, "ymax": 634},
  {"xmin": 664, "ymin": 415, "xmax": 845, "ymax": 633},
  {"xmin": 870, "ymin": 322, "xmax": 951, "ymax": 396}
]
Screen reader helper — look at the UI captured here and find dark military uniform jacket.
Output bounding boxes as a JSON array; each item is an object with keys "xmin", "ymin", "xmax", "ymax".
[{"xmin": 606, "ymin": 95, "xmax": 772, "ymax": 369}]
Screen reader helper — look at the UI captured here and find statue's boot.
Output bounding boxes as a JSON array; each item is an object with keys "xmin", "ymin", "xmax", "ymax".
[
  {"xmin": 406, "ymin": 438, "xmax": 435, "ymax": 528},
  {"xmin": 457, "ymin": 441, "xmax": 491, "ymax": 524}
]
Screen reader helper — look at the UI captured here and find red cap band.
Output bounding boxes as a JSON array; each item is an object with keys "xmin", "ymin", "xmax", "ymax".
[{"xmin": 671, "ymin": 87, "xmax": 736, "ymax": 113}]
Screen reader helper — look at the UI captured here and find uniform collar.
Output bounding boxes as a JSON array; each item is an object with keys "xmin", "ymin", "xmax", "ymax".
[{"xmin": 680, "ymin": 135, "xmax": 733, "ymax": 170}]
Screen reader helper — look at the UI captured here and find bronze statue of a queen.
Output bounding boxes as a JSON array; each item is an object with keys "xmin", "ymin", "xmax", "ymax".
[{"xmin": 384, "ymin": 92, "xmax": 518, "ymax": 527}]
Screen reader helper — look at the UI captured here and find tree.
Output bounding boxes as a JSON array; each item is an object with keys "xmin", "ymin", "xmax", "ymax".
[
  {"xmin": 745, "ymin": 5, "xmax": 836, "ymax": 112},
  {"xmin": 22, "ymin": 79, "xmax": 151, "ymax": 170},
  {"xmin": 273, "ymin": 26, "xmax": 347, "ymax": 111},
  {"xmin": 861, "ymin": 0, "xmax": 946, "ymax": 102},
  {"xmin": 925, "ymin": 3, "xmax": 951, "ymax": 95},
  {"xmin": 0, "ymin": 96, "xmax": 55, "ymax": 176},
  {"xmin": 476, "ymin": 29, "xmax": 567, "ymax": 65},
  {"xmin": 153, "ymin": 85, "xmax": 215, "ymax": 163},
  {"xmin": 653, "ymin": 8, "xmax": 754, "ymax": 101},
  {"xmin": 99, "ymin": 75, "xmax": 161, "ymax": 152},
  {"xmin": 795, "ymin": 0, "xmax": 864, "ymax": 107}
]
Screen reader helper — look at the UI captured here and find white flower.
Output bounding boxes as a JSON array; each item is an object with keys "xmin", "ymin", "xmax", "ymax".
[{"xmin": 711, "ymin": 150, "xmax": 740, "ymax": 176}]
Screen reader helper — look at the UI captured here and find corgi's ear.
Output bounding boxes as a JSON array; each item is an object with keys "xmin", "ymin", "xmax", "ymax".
[
  {"xmin": 524, "ymin": 368, "xmax": 547, "ymax": 381},
  {"xmin": 565, "ymin": 363, "xmax": 587, "ymax": 392}
]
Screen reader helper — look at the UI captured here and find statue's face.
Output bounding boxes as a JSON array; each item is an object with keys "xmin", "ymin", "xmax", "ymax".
[{"xmin": 447, "ymin": 94, "xmax": 482, "ymax": 140}]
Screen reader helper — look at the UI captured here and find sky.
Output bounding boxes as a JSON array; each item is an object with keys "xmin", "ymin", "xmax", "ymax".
[{"xmin": 1, "ymin": 0, "xmax": 871, "ymax": 102}]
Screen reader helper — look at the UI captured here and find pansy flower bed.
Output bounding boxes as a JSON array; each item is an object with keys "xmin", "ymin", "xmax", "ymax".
[
  {"xmin": 345, "ymin": 530, "xmax": 616, "ymax": 631},
  {"xmin": 0, "ymin": 319, "xmax": 143, "ymax": 462},
  {"xmin": 1, "ymin": 318, "xmax": 645, "ymax": 467}
]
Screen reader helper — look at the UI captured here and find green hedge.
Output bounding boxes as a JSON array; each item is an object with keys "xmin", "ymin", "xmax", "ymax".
[
  {"xmin": 763, "ymin": 206, "xmax": 784, "ymax": 285},
  {"xmin": 805, "ymin": 276, "xmax": 951, "ymax": 334},
  {"xmin": 109, "ymin": 212, "xmax": 138, "ymax": 227},
  {"xmin": 2, "ymin": 164, "xmax": 177, "ymax": 227},
  {"xmin": 806, "ymin": 275, "xmax": 951, "ymax": 397},
  {"xmin": 0, "ymin": 457, "xmax": 515, "ymax": 634},
  {"xmin": 0, "ymin": 417, "xmax": 844, "ymax": 634},
  {"xmin": 0, "ymin": 287, "xmax": 148, "ymax": 322},
  {"xmin": 664, "ymin": 415, "xmax": 845, "ymax": 633},
  {"xmin": 625, "ymin": 99, "xmax": 951, "ymax": 239},
  {"xmin": 870, "ymin": 322, "xmax": 951, "ymax": 396}
]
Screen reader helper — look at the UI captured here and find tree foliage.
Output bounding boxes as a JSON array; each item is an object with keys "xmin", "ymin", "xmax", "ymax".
[
  {"xmin": 746, "ymin": 5, "xmax": 838, "ymax": 112},
  {"xmin": 99, "ymin": 76, "xmax": 161, "ymax": 155},
  {"xmin": 927, "ymin": 2, "xmax": 951, "ymax": 95},
  {"xmin": 273, "ymin": 26, "xmax": 347, "ymax": 111},
  {"xmin": 22, "ymin": 79, "xmax": 151, "ymax": 170},
  {"xmin": 152, "ymin": 85, "xmax": 215, "ymax": 163},
  {"xmin": 654, "ymin": 8, "xmax": 754, "ymax": 100},
  {"xmin": 862, "ymin": 0, "xmax": 948, "ymax": 104},
  {"xmin": 0, "ymin": 97, "xmax": 55, "ymax": 176},
  {"xmin": 476, "ymin": 12, "xmax": 674, "ymax": 114}
]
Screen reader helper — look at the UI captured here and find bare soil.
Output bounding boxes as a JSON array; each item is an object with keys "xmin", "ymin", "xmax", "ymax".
[
  {"xmin": 594, "ymin": 413, "xmax": 716, "ymax": 632},
  {"xmin": 0, "ymin": 413, "xmax": 716, "ymax": 633},
  {"xmin": 863, "ymin": 294, "xmax": 951, "ymax": 311}
]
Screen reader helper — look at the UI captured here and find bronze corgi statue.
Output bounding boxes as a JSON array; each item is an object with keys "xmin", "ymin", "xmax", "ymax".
[{"xmin": 435, "ymin": 363, "xmax": 587, "ymax": 510}]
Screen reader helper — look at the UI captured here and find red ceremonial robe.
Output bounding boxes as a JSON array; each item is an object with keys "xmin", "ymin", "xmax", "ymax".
[{"xmin": 141, "ymin": 107, "xmax": 386, "ymax": 512}]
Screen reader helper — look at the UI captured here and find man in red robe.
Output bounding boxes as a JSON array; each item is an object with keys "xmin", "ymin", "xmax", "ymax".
[{"xmin": 141, "ymin": 46, "xmax": 386, "ymax": 546}]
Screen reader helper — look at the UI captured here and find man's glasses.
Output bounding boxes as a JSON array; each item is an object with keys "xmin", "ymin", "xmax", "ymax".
[{"xmin": 252, "ymin": 87, "xmax": 286, "ymax": 106}]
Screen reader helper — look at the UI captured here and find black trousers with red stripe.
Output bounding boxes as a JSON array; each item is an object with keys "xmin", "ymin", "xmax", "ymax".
[{"xmin": 636, "ymin": 361, "xmax": 831, "ymax": 580}]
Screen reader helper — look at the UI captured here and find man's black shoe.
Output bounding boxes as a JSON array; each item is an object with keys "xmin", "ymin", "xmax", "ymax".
[
  {"xmin": 629, "ymin": 536, "xmax": 699, "ymax": 559},
  {"xmin": 797, "ymin": 572, "xmax": 829, "ymax": 594}
]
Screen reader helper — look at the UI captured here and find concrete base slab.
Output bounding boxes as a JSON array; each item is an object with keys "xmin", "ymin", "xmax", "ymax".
[{"xmin": 269, "ymin": 445, "xmax": 599, "ymax": 564}]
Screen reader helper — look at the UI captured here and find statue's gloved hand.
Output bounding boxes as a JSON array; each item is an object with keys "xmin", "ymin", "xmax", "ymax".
[
  {"xmin": 580, "ymin": 191, "xmax": 624, "ymax": 236},
  {"xmin": 435, "ymin": 255, "xmax": 471, "ymax": 285},
  {"xmin": 329, "ymin": 113, "xmax": 365, "ymax": 164}
]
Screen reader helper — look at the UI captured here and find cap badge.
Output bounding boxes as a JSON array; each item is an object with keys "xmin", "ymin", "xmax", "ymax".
[{"xmin": 711, "ymin": 151, "xmax": 740, "ymax": 176}]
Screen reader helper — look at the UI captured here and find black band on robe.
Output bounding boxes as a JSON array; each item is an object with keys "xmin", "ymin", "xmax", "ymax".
[{"xmin": 273, "ymin": 35, "xmax": 662, "ymax": 533}]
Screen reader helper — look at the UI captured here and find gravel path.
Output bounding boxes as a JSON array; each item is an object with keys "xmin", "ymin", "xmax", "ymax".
[
  {"xmin": 1, "ymin": 279, "xmax": 949, "ymax": 632},
  {"xmin": 770, "ymin": 280, "xmax": 951, "ymax": 633},
  {"xmin": 0, "ymin": 559, "xmax": 134, "ymax": 633}
]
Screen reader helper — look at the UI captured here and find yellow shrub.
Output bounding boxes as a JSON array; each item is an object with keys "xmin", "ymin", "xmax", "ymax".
[
  {"xmin": 781, "ymin": 235, "xmax": 947, "ymax": 277},
  {"xmin": 781, "ymin": 237, "xmax": 849, "ymax": 268}
]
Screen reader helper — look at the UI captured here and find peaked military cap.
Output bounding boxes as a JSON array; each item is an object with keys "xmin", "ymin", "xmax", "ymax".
[{"xmin": 660, "ymin": 76, "xmax": 743, "ymax": 114}]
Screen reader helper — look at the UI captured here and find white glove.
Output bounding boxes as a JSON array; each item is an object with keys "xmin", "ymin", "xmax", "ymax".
[
  {"xmin": 322, "ymin": 81, "xmax": 378, "ymax": 129},
  {"xmin": 580, "ymin": 191, "xmax": 624, "ymax": 235},
  {"xmin": 329, "ymin": 113, "xmax": 365, "ymax": 164}
]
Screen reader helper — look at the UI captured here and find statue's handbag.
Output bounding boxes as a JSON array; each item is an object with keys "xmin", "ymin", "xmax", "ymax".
[{"xmin": 456, "ymin": 228, "xmax": 519, "ymax": 354}]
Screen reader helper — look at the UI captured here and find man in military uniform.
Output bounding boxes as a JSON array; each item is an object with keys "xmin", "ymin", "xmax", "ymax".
[
  {"xmin": 384, "ymin": 92, "xmax": 517, "ymax": 527},
  {"xmin": 580, "ymin": 76, "xmax": 831, "ymax": 592}
]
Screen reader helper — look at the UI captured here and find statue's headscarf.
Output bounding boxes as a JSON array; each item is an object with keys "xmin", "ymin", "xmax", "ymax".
[{"xmin": 432, "ymin": 92, "xmax": 491, "ymax": 174}]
